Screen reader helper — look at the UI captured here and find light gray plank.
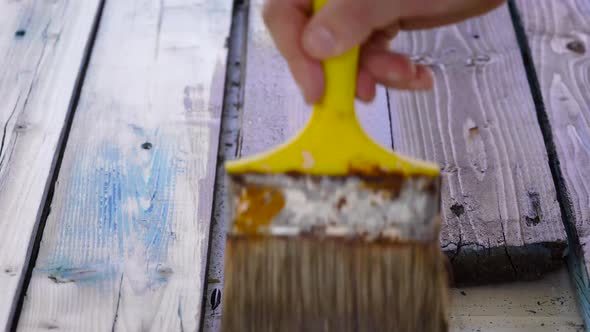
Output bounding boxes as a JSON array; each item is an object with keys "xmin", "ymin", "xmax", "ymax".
[
  {"xmin": 0, "ymin": 0, "xmax": 103, "ymax": 329},
  {"xmin": 388, "ymin": 4, "xmax": 567, "ymax": 284},
  {"xmin": 514, "ymin": 0, "xmax": 590, "ymax": 325},
  {"xmin": 238, "ymin": 0, "xmax": 393, "ymax": 160},
  {"xmin": 16, "ymin": 0, "xmax": 231, "ymax": 331}
]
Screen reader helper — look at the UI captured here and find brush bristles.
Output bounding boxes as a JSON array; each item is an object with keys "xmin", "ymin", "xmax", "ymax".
[{"xmin": 221, "ymin": 237, "xmax": 450, "ymax": 332}]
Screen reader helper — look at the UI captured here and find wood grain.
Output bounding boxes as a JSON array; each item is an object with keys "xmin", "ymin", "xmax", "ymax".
[
  {"xmin": 388, "ymin": 4, "xmax": 568, "ymax": 284},
  {"xmin": 514, "ymin": 0, "xmax": 590, "ymax": 325},
  {"xmin": 0, "ymin": 0, "xmax": 103, "ymax": 329},
  {"xmin": 238, "ymin": 0, "xmax": 393, "ymax": 160},
  {"xmin": 16, "ymin": 0, "xmax": 231, "ymax": 331}
]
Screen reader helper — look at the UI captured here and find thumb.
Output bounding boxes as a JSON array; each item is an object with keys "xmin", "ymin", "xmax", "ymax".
[{"xmin": 302, "ymin": 0, "xmax": 396, "ymax": 59}]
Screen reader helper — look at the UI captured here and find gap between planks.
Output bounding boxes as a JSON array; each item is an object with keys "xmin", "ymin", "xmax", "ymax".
[
  {"xmin": 509, "ymin": 0, "xmax": 590, "ymax": 328},
  {"xmin": 200, "ymin": 0, "xmax": 249, "ymax": 330}
]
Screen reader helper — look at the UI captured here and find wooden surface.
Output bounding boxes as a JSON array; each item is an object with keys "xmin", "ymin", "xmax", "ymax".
[
  {"xmin": 388, "ymin": 4, "xmax": 568, "ymax": 284},
  {"xmin": 0, "ymin": 0, "xmax": 586, "ymax": 329},
  {"xmin": 15, "ymin": 0, "xmax": 232, "ymax": 331},
  {"xmin": 0, "ymin": 0, "xmax": 102, "ymax": 329},
  {"xmin": 450, "ymin": 268, "xmax": 583, "ymax": 331},
  {"xmin": 514, "ymin": 0, "xmax": 590, "ymax": 326}
]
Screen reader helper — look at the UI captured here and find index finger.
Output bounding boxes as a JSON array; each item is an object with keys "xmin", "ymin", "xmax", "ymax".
[{"xmin": 263, "ymin": 0, "xmax": 325, "ymax": 104}]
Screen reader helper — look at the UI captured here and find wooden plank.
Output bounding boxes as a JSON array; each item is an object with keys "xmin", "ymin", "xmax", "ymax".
[
  {"xmin": 238, "ymin": 0, "xmax": 393, "ymax": 160},
  {"xmin": 0, "ymin": 0, "xmax": 103, "ymax": 329},
  {"xmin": 451, "ymin": 268, "xmax": 583, "ymax": 331},
  {"xmin": 16, "ymin": 0, "xmax": 232, "ymax": 330},
  {"xmin": 513, "ymin": 0, "xmax": 590, "ymax": 325},
  {"xmin": 388, "ymin": 4, "xmax": 568, "ymax": 284}
]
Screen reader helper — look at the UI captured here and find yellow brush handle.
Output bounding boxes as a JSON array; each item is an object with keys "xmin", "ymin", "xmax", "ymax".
[
  {"xmin": 225, "ymin": 0, "xmax": 439, "ymax": 177},
  {"xmin": 312, "ymin": 0, "xmax": 359, "ymax": 120}
]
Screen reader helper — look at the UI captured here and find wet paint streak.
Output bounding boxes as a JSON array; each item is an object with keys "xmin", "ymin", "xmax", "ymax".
[{"xmin": 39, "ymin": 130, "xmax": 179, "ymax": 285}]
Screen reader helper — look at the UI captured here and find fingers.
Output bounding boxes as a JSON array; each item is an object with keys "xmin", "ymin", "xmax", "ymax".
[
  {"xmin": 360, "ymin": 47, "xmax": 433, "ymax": 91},
  {"xmin": 398, "ymin": 0, "xmax": 507, "ymax": 30},
  {"xmin": 263, "ymin": 0, "xmax": 324, "ymax": 103},
  {"xmin": 356, "ymin": 68, "xmax": 377, "ymax": 102},
  {"xmin": 302, "ymin": 0, "xmax": 396, "ymax": 59},
  {"xmin": 301, "ymin": 0, "xmax": 505, "ymax": 59},
  {"xmin": 264, "ymin": 0, "xmax": 497, "ymax": 102}
]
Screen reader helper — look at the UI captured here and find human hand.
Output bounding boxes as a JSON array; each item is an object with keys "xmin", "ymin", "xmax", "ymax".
[{"xmin": 263, "ymin": 0, "xmax": 506, "ymax": 103}]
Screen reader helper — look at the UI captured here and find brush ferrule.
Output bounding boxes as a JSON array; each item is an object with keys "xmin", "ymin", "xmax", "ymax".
[{"xmin": 226, "ymin": 173, "xmax": 441, "ymax": 243}]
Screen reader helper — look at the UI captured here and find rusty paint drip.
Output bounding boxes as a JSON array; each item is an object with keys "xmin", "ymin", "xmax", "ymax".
[{"xmin": 234, "ymin": 186, "xmax": 285, "ymax": 234}]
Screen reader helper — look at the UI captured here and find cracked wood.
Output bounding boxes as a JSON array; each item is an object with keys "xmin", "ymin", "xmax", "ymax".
[
  {"xmin": 16, "ymin": 0, "xmax": 232, "ymax": 331},
  {"xmin": 515, "ymin": 0, "xmax": 590, "ymax": 324},
  {"xmin": 0, "ymin": 0, "xmax": 103, "ymax": 329},
  {"xmin": 387, "ymin": 3, "xmax": 567, "ymax": 284}
]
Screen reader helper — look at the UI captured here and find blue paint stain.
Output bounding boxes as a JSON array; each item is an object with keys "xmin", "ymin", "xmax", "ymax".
[
  {"xmin": 38, "ymin": 263, "xmax": 119, "ymax": 285},
  {"xmin": 40, "ymin": 131, "xmax": 179, "ymax": 286}
]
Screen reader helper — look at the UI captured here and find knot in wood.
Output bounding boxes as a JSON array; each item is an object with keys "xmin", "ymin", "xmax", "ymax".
[
  {"xmin": 410, "ymin": 54, "xmax": 436, "ymax": 66},
  {"xmin": 15, "ymin": 123, "xmax": 29, "ymax": 132},
  {"xmin": 566, "ymin": 40, "xmax": 585, "ymax": 54},
  {"xmin": 465, "ymin": 54, "xmax": 491, "ymax": 67}
]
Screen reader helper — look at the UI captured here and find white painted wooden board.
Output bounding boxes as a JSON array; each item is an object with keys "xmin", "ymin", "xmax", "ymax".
[
  {"xmin": 16, "ymin": 0, "xmax": 232, "ymax": 331},
  {"xmin": 388, "ymin": 4, "xmax": 567, "ymax": 284},
  {"xmin": 515, "ymin": 0, "xmax": 590, "ymax": 326},
  {"xmin": 0, "ymin": 0, "xmax": 102, "ymax": 330}
]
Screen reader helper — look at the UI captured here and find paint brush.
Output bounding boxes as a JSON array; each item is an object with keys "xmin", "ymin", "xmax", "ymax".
[{"xmin": 220, "ymin": 0, "xmax": 450, "ymax": 330}]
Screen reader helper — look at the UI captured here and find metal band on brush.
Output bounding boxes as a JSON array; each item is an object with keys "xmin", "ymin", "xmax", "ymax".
[{"xmin": 226, "ymin": 174, "xmax": 441, "ymax": 243}]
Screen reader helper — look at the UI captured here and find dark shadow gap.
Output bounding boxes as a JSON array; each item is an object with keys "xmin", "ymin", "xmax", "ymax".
[
  {"xmin": 508, "ymin": 0, "xmax": 590, "ymax": 327},
  {"xmin": 8, "ymin": 0, "xmax": 109, "ymax": 330},
  {"xmin": 198, "ymin": 0, "xmax": 249, "ymax": 330},
  {"xmin": 385, "ymin": 89, "xmax": 395, "ymax": 150}
]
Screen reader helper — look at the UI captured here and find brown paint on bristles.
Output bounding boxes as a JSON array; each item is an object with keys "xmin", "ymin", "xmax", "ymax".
[{"xmin": 222, "ymin": 171, "xmax": 449, "ymax": 331}]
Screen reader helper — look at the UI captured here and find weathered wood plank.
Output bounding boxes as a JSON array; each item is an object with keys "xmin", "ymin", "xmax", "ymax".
[
  {"xmin": 0, "ymin": 1, "xmax": 103, "ymax": 329},
  {"xmin": 16, "ymin": 0, "xmax": 232, "ymax": 331},
  {"xmin": 388, "ymin": 4, "xmax": 568, "ymax": 284},
  {"xmin": 513, "ymin": 0, "xmax": 590, "ymax": 325},
  {"xmin": 238, "ymin": 0, "xmax": 392, "ymax": 160}
]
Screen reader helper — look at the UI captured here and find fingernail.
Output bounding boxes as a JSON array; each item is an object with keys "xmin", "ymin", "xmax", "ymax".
[
  {"xmin": 298, "ymin": 85, "xmax": 314, "ymax": 105},
  {"xmin": 304, "ymin": 25, "xmax": 336, "ymax": 58},
  {"xmin": 410, "ymin": 67, "xmax": 433, "ymax": 89},
  {"xmin": 409, "ymin": 78, "xmax": 432, "ymax": 89},
  {"xmin": 388, "ymin": 61, "xmax": 416, "ymax": 83},
  {"xmin": 408, "ymin": 61, "xmax": 417, "ymax": 77},
  {"xmin": 387, "ymin": 70, "xmax": 401, "ymax": 83}
]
